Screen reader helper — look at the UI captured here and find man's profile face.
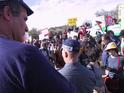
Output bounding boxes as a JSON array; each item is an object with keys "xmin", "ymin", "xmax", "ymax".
[{"xmin": 10, "ymin": 6, "xmax": 28, "ymax": 42}]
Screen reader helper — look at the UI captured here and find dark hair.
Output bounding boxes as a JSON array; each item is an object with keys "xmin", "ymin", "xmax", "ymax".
[
  {"xmin": 81, "ymin": 40, "xmax": 93, "ymax": 48},
  {"xmin": 102, "ymin": 34, "xmax": 111, "ymax": 41},
  {"xmin": 106, "ymin": 30, "xmax": 114, "ymax": 35},
  {"xmin": 0, "ymin": 0, "xmax": 21, "ymax": 16}
]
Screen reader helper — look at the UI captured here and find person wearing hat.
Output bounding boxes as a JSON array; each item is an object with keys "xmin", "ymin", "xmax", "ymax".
[
  {"xmin": 59, "ymin": 38, "xmax": 96, "ymax": 93},
  {"xmin": 0, "ymin": 0, "xmax": 75, "ymax": 93},
  {"xmin": 104, "ymin": 42, "xmax": 124, "ymax": 93}
]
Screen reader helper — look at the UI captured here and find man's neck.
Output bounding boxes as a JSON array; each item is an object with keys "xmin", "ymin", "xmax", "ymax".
[
  {"xmin": 65, "ymin": 58, "xmax": 79, "ymax": 64},
  {"xmin": 0, "ymin": 34, "xmax": 10, "ymax": 39}
]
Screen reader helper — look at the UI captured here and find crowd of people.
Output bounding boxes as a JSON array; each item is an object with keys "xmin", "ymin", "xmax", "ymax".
[
  {"xmin": 29, "ymin": 26, "xmax": 124, "ymax": 93},
  {"xmin": 31, "ymin": 24, "xmax": 124, "ymax": 93},
  {"xmin": 0, "ymin": 0, "xmax": 124, "ymax": 93}
]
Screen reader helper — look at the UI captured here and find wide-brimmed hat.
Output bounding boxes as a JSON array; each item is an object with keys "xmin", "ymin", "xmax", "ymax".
[{"xmin": 105, "ymin": 42, "xmax": 117, "ymax": 51}]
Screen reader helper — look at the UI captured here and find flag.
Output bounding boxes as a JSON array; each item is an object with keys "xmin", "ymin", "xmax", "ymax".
[{"xmin": 96, "ymin": 21, "xmax": 102, "ymax": 30}]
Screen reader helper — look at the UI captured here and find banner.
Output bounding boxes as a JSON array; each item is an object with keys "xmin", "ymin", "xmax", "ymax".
[
  {"xmin": 67, "ymin": 31, "xmax": 78, "ymax": 38},
  {"xmin": 118, "ymin": 4, "xmax": 124, "ymax": 30},
  {"xmin": 68, "ymin": 18, "xmax": 77, "ymax": 26},
  {"xmin": 39, "ymin": 28, "xmax": 49, "ymax": 40},
  {"xmin": 107, "ymin": 24, "xmax": 121, "ymax": 36}
]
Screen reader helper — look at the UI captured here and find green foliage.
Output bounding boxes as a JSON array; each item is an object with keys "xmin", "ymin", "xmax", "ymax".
[
  {"xmin": 48, "ymin": 25, "xmax": 68, "ymax": 35},
  {"xmin": 28, "ymin": 28, "xmax": 39, "ymax": 39},
  {"xmin": 95, "ymin": 8, "xmax": 118, "ymax": 19}
]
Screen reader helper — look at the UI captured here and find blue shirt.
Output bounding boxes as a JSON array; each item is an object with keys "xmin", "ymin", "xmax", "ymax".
[
  {"xmin": 108, "ymin": 56, "xmax": 124, "ymax": 79},
  {"xmin": 102, "ymin": 50, "xmax": 109, "ymax": 67},
  {"xmin": 0, "ymin": 38, "xmax": 74, "ymax": 93}
]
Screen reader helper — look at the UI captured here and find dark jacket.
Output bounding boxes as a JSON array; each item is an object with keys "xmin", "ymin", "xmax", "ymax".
[{"xmin": 59, "ymin": 62, "xmax": 96, "ymax": 93}]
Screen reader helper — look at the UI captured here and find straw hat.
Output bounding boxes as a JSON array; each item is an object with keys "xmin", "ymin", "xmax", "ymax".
[{"xmin": 105, "ymin": 42, "xmax": 117, "ymax": 51}]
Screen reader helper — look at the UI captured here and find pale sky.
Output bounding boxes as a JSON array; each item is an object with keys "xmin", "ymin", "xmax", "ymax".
[{"xmin": 25, "ymin": 0, "xmax": 124, "ymax": 30}]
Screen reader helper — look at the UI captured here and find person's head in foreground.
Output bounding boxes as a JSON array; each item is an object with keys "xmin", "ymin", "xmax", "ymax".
[{"xmin": 0, "ymin": 0, "xmax": 33, "ymax": 42}]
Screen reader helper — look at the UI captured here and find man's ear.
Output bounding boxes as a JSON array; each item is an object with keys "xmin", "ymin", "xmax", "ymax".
[
  {"xmin": 65, "ymin": 51, "xmax": 68, "ymax": 58},
  {"xmin": 3, "ymin": 6, "xmax": 12, "ymax": 21}
]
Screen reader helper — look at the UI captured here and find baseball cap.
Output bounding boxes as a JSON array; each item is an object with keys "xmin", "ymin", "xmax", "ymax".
[
  {"xmin": 62, "ymin": 39, "xmax": 80, "ymax": 52},
  {"xmin": 0, "ymin": 0, "xmax": 33, "ymax": 16}
]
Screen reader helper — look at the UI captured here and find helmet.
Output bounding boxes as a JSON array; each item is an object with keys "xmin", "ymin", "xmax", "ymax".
[{"xmin": 105, "ymin": 42, "xmax": 117, "ymax": 51}]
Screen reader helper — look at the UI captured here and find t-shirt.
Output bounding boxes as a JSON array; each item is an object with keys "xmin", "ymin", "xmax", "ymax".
[{"xmin": 0, "ymin": 38, "xmax": 75, "ymax": 93}]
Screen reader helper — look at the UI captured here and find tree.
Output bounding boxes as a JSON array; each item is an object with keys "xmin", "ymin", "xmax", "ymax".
[
  {"xmin": 28, "ymin": 28, "xmax": 39, "ymax": 40},
  {"xmin": 95, "ymin": 8, "xmax": 118, "ymax": 19}
]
